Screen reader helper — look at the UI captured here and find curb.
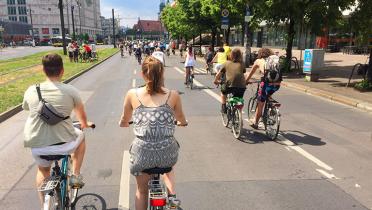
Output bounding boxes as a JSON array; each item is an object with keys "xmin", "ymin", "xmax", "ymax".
[
  {"xmin": 281, "ymin": 81, "xmax": 372, "ymax": 113},
  {"xmin": 0, "ymin": 50, "xmax": 119, "ymax": 123}
]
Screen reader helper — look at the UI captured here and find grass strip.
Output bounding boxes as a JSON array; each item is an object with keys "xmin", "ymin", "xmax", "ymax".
[{"xmin": 0, "ymin": 48, "xmax": 119, "ymax": 113}]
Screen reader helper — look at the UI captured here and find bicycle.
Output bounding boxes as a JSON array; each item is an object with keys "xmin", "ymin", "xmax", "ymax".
[
  {"xmin": 247, "ymin": 81, "xmax": 281, "ymax": 140},
  {"xmin": 221, "ymin": 93, "xmax": 244, "ymax": 139},
  {"xmin": 127, "ymin": 121, "xmax": 185, "ymax": 210},
  {"xmin": 38, "ymin": 122, "xmax": 95, "ymax": 210},
  {"xmin": 185, "ymin": 68, "xmax": 194, "ymax": 89},
  {"xmin": 206, "ymin": 62, "xmax": 214, "ymax": 75}
]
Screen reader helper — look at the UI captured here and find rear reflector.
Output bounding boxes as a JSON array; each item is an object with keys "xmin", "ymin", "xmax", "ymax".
[{"xmin": 150, "ymin": 198, "xmax": 167, "ymax": 207}]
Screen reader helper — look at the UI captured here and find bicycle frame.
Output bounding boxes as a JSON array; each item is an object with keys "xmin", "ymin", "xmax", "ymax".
[{"xmin": 148, "ymin": 174, "xmax": 168, "ymax": 209}]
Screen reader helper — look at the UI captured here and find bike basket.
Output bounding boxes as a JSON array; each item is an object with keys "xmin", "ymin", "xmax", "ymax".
[{"xmin": 38, "ymin": 176, "xmax": 60, "ymax": 192}]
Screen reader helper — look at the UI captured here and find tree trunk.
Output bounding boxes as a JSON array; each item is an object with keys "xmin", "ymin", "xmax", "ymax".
[
  {"xmin": 199, "ymin": 31, "xmax": 202, "ymax": 52},
  {"xmin": 211, "ymin": 28, "xmax": 216, "ymax": 52},
  {"xmin": 285, "ymin": 18, "xmax": 296, "ymax": 72},
  {"xmin": 241, "ymin": 22, "xmax": 245, "ymax": 46},
  {"xmin": 225, "ymin": 26, "xmax": 231, "ymax": 45},
  {"xmin": 192, "ymin": 35, "xmax": 195, "ymax": 45},
  {"xmin": 368, "ymin": 49, "xmax": 372, "ymax": 83}
]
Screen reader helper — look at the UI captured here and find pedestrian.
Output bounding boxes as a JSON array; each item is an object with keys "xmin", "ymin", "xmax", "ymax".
[
  {"xmin": 119, "ymin": 56, "xmax": 187, "ymax": 210},
  {"xmin": 67, "ymin": 41, "xmax": 74, "ymax": 62},
  {"xmin": 73, "ymin": 41, "xmax": 79, "ymax": 63}
]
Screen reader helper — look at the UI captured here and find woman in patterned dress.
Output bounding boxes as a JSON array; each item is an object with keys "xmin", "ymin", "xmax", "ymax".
[{"xmin": 119, "ymin": 56, "xmax": 188, "ymax": 210}]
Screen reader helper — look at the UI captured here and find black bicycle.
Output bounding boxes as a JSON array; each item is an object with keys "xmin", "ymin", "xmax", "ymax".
[
  {"xmin": 221, "ymin": 93, "xmax": 244, "ymax": 139},
  {"xmin": 247, "ymin": 81, "xmax": 281, "ymax": 140},
  {"xmin": 185, "ymin": 68, "xmax": 194, "ymax": 89},
  {"xmin": 38, "ymin": 122, "xmax": 95, "ymax": 210}
]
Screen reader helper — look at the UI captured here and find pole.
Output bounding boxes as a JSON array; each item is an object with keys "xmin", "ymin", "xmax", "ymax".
[
  {"xmin": 244, "ymin": 4, "xmax": 251, "ymax": 68},
  {"xmin": 28, "ymin": 6, "xmax": 35, "ymax": 47},
  {"xmin": 66, "ymin": 0, "xmax": 70, "ymax": 35},
  {"xmin": 112, "ymin": 9, "xmax": 116, "ymax": 48},
  {"xmin": 58, "ymin": 0, "xmax": 67, "ymax": 55},
  {"xmin": 77, "ymin": 0, "xmax": 82, "ymax": 38},
  {"xmin": 71, "ymin": 5, "xmax": 75, "ymax": 40}
]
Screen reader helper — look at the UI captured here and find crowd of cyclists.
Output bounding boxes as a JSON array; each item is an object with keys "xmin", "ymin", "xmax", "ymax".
[{"xmin": 21, "ymin": 35, "xmax": 282, "ymax": 209}]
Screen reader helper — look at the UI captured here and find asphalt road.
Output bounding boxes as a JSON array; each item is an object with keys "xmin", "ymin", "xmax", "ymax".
[
  {"xmin": 0, "ymin": 51, "xmax": 372, "ymax": 210},
  {"xmin": 0, "ymin": 45, "xmax": 111, "ymax": 60}
]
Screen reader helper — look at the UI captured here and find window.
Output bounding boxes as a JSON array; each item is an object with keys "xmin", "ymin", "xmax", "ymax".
[
  {"xmin": 18, "ymin": 6, "xmax": 27, "ymax": 15},
  {"xmin": 52, "ymin": 28, "xmax": 60, "ymax": 35},
  {"xmin": 17, "ymin": 0, "xmax": 26, "ymax": 4},
  {"xmin": 8, "ymin": 7, "xmax": 17, "ymax": 15},
  {"xmin": 19, "ymin": 16, "xmax": 27, "ymax": 23},
  {"xmin": 7, "ymin": 0, "xmax": 15, "ymax": 5},
  {"xmin": 9, "ymin": 16, "xmax": 17, "ymax": 21},
  {"xmin": 42, "ymin": 28, "xmax": 49, "ymax": 34},
  {"xmin": 33, "ymin": 28, "xmax": 39, "ymax": 34}
]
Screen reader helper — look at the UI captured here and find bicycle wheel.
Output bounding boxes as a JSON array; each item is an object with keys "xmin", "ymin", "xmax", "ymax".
[
  {"xmin": 232, "ymin": 109, "xmax": 243, "ymax": 139},
  {"xmin": 189, "ymin": 76, "xmax": 193, "ymax": 90},
  {"xmin": 264, "ymin": 107, "xmax": 280, "ymax": 140},
  {"xmin": 247, "ymin": 97, "xmax": 257, "ymax": 120},
  {"xmin": 221, "ymin": 107, "xmax": 229, "ymax": 127}
]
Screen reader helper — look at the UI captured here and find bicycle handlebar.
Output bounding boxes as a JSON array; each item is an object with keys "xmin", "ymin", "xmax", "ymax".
[
  {"xmin": 127, "ymin": 120, "xmax": 188, "ymax": 126},
  {"xmin": 73, "ymin": 121, "xmax": 96, "ymax": 130}
]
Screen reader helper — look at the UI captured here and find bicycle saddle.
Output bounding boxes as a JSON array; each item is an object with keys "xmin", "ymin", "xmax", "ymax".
[
  {"xmin": 143, "ymin": 167, "xmax": 172, "ymax": 175},
  {"xmin": 39, "ymin": 155, "xmax": 66, "ymax": 161}
]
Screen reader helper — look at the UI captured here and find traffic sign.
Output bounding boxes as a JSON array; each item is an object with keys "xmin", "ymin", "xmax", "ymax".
[
  {"xmin": 221, "ymin": 24, "xmax": 229, "ymax": 30},
  {"xmin": 221, "ymin": 9, "xmax": 229, "ymax": 17},
  {"xmin": 221, "ymin": 17, "xmax": 229, "ymax": 24}
]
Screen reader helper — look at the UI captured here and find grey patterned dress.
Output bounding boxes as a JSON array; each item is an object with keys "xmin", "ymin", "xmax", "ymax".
[{"xmin": 129, "ymin": 90, "xmax": 180, "ymax": 176}]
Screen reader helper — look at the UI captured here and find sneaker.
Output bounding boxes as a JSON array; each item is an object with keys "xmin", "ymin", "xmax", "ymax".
[
  {"xmin": 250, "ymin": 123, "xmax": 259, "ymax": 130},
  {"xmin": 168, "ymin": 196, "xmax": 181, "ymax": 209},
  {"xmin": 69, "ymin": 174, "xmax": 85, "ymax": 189}
]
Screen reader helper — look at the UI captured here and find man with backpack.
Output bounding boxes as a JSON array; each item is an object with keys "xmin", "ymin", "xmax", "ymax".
[{"xmin": 245, "ymin": 48, "xmax": 282, "ymax": 129}]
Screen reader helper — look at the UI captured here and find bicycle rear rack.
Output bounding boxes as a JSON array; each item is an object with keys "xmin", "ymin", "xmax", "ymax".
[
  {"xmin": 148, "ymin": 179, "xmax": 168, "ymax": 207},
  {"xmin": 38, "ymin": 176, "xmax": 60, "ymax": 192}
]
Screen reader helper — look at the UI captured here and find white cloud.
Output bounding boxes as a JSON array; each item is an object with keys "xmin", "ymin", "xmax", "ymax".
[{"xmin": 100, "ymin": 4, "xmax": 158, "ymax": 28}]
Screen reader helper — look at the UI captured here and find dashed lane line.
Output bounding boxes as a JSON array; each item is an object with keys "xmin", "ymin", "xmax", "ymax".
[
  {"xmin": 175, "ymin": 66, "xmax": 338, "ymax": 178},
  {"xmin": 132, "ymin": 79, "xmax": 136, "ymax": 88}
]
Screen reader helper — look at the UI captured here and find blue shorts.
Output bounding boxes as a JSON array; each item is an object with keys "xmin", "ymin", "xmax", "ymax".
[{"xmin": 258, "ymin": 82, "xmax": 280, "ymax": 102}]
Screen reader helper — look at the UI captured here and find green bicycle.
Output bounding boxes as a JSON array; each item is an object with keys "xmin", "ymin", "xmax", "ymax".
[{"xmin": 221, "ymin": 94, "xmax": 244, "ymax": 139}]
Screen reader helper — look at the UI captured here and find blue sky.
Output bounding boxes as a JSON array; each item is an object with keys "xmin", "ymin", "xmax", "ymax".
[{"xmin": 101, "ymin": 0, "xmax": 164, "ymax": 27}]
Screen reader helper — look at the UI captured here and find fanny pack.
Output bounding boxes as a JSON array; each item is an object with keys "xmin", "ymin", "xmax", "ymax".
[{"xmin": 36, "ymin": 84, "xmax": 69, "ymax": 125}]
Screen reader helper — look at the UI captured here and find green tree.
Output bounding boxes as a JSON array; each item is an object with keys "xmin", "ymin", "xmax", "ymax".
[
  {"xmin": 250, "ymin": 0, "xmax": 352, "ymax": 71},
  {"xmin": 349, "ymin": 0, "xmax": 372, "ymax": 82}
]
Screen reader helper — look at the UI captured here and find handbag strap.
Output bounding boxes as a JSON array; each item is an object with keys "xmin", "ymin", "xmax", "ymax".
[{"xmin": 35, "ymin": 84, "xmax": 43, "ymax": 101}]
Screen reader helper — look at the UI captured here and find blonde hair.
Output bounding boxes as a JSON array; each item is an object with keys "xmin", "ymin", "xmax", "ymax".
[{"xmin": 142, "ymin": 56, "xmax": 166, "ymax": 95}]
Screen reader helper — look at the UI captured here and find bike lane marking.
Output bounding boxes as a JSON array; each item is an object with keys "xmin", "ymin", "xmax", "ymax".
[
  {"xmin": 118, "ymin": 150, "xmax": 130, "ymax": 210},
  {"xmin": 132, "ymin": 79, "xmax": 136, "ymax": 88},
  {"xmin": 174, "ymin": 66, "xmax": 338, "ymax": 179}
]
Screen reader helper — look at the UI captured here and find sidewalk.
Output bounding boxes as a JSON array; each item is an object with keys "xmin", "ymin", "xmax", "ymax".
[{"xmin": 200, "ymin": 46, "xmax": 372, "ymax": 112}]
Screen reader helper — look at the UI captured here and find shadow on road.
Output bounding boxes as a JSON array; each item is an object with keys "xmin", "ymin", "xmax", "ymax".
[
  {"xmin": 280, "ymin": 130, "xmax": 325, "ymax": 146},
  {"xmin": 237, "ymin": 128, "xmax": 272, "ymax": 144},
  {"xmin": 72, "ymin": 193, "xmax": 117, "ymax": 210}
]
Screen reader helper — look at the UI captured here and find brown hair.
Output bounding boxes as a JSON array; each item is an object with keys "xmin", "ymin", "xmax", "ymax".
[
  {"xmin": 257, "ymin": 48, "xmax": 274, "ymax": 59},
  {"xmin": 42, "ymin": 53, "xmax": 63, "ymax": 77},
  {"xmin": 230, "ymin": 48, "xmax": 243, "ymax": 63},
  {"xmin": 142, "ymin": 56, "xmax": 166, "ymax": 95}
]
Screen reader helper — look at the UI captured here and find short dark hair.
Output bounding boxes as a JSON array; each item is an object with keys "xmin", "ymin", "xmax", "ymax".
[
  {"xmin": 42, "ymin": 53, "xmax": 63, "ymax": 77},
  {"xmin": 218, "ymin": 47, "xmax": 224, "ymax": 52}
]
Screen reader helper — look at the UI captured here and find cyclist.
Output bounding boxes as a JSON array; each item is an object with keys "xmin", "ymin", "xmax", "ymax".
[
  {"xmin": 135, "ymin": 46, "xmax": 142, "ymax": 65},
  {"xmin": 152, "ymin": 47, "xmax": 166, "ymax": 66},
  {"xmin": 245, "ymin": 48, "xmax": 281, "ymax": 129},
  {"xmin": 119, "ymin": 56, "xmax": 187, "ymax": 210},
  {"xmin": 204, "ymin": 46, "xmax": 214, "ymax": 72},
  {"xmin": 213, "ymin": 48, "xmax": 246, "ymax": 113},
  {"xmin": 184, "ymin": 46, "xmax": 196, "ymax": 85},
  {"xmin": 223, "ymin": 42, "xmax": 232, "ymax": 59},
  {"xmin": 22, "ymin": 53, "xmax": 88, "ymax": 206},
  {"xmin": 119, "ymin": 42, "xmax": 124, "ymax": 57},
  {"xmin": 211, "ymin": 47, "xmax": 227, "ymax": 73}
]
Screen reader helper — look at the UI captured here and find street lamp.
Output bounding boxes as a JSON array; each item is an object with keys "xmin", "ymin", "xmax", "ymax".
[
  {"xmin": 71, "ymin": 5, "xmax": 76, "ymax": 40},
  {"xmin": 27, "ymin": 7, "xmax": 35, "ymax": 47}
]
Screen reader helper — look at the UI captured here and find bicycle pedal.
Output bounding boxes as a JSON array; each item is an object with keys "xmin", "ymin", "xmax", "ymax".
[{"xmin": 38, "ymin": 177, "xmax": 60, "ymax": 192}]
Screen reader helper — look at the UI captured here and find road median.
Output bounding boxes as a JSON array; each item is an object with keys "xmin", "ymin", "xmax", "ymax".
[{"xmin": 0, "ymin": 48, "xmax": 119, "ymax": 123}]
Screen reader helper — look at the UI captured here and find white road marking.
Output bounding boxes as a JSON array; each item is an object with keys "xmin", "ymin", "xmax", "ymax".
[
  {"xmin": 174, "ymin": 66, "xmax": 338, "ymax": 178},
  {"xmin": 118, "ymin": 150, "xmax": 131, "ymax": 210},
  {"xmin": 174, "ymin": 67, "xmax": 220, "ymax": 101},
  {"xmin": 134, "ymin": 69, "xmax": 137, "ymax": 75},
  {"xmin": 280, "ymin": 139, "xmax": 333, "ymax": 171},
  {"xmin": 132, "ymin": 79, "xmax": 136, "ymax": 88},
  {"xmin": 316, "ymin": 169, "xmax": 340, "ymax": 179}
]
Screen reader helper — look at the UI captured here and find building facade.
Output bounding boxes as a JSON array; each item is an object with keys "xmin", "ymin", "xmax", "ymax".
[
  {"xmin": 133, "ymin": 19, "xmax": 165, "ymax": 40},
  {"xmin": 100, "ymin": 16, "xmax": 119, "ymax": 38},
  {"xmin": 0, "ymin": 0, "xmax": 102, "ymax": 41}
]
